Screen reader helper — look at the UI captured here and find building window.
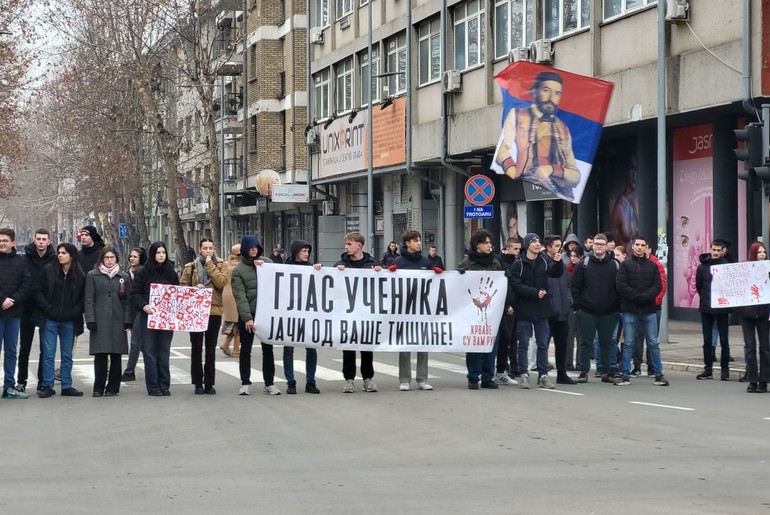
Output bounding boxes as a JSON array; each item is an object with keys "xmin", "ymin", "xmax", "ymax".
[
  {"xmin": 418, "ymin": 18, "xmax": 441, "ymax": 86},
  {"xmin": 453, "ymin": 0, "xmax": 486, "ymax": 71},
  {"xmin": 360, "ymin": 48, "xmax": 380, "ymax": 106},
  {"xmin": 494, "ymin": 0, "xmax": 534, "ymax": 59},
  {"xmin": 386, "ymin": 33, "xmax": 407, "ymax": 95},
  {"xmin": 336, "ymin": 58, "xmax": 353, "ymax": 112},
  {"xmin": 249, "ymin": 115, "xmax": 257, "ymax": 151},
  {"xmin": 604, "ymin": 0, "xmax": 655, "ymax": 20},
  {"xmin": 314, "ymin": 0, "xmax": 330, "ymax": 27},
  {"xmin": 337, "ymin": 0, "xmax": 352, "ymax": 19},
  {"xmin": 543, "ymin": 0, "xmax": 589, "ymax": 39},
  {"xmin": 248, "ymin": 45, "xmax": 257, "ymax": 81},
  {"xmin": 314, "ymin": 69, "xmax": 331, "ymax": 119}
]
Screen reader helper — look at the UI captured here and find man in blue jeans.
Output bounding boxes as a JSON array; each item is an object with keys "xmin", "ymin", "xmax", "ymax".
[
  {"xmin": 510, "ymin": 233, "xmax": 563, "ymax": 389},
  {"xmin": 614, "ymin": 236, "xmax": 669, "ymax": 386},
  {"xmin": 0, "ymin": 228, "xmax": 32, "ymax": 399}
]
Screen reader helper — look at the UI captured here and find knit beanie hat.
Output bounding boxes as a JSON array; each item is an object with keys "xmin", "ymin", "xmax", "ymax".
[
  {"xmin": 522, "ymin": 233, "xmax": 541, "ymax": 252},
  {"xmin": 80, "ymin": 225, "xmax": 103, "ymax": 244}
]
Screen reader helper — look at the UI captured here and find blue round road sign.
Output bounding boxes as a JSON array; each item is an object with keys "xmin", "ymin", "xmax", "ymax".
[{"xmin": 464, "ymin": 175, "xmax": 495, "ymax": 206}]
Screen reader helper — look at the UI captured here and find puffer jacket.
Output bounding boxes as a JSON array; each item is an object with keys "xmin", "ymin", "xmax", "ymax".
[
  {"xmin": 0, "ymin": 250, "xmax": 32, "ymax": 319},
  {"xmin": 546, "ymin": 254, "xmax": 571, "ymax": 321},
  {"xmin": 510, "ymin": 252, "xmax": 561, "ymax": 320},
  {"xmin": 616, "ymin": 254, "xmax": 662, "ymax": 314},
  {"xmin": 231, "ymin": 253, "xmax": 272, "ymax": 323}
]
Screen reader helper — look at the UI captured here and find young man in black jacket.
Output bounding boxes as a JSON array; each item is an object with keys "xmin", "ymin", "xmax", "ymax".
[
  {"xmin": 695, "ymin": 240, "xmax": 731, "ymax": 380},
  {"xmin": 615, "ymin": 236, "xmax": 668, "ymax": 386},
  {"xmin": 510, "ymin": 233, "xmax": 563, "ymax": 389},
  {"xmin": 571, "ymin": 233, "xmax": 620, "ymax": 383}
]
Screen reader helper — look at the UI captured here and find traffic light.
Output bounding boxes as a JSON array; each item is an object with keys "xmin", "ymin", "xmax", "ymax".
[{"xmin": 733, "ymin": 122, "xmax": 763, "ymax": 180}]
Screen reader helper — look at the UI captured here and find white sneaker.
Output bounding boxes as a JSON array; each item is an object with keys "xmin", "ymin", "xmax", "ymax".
[
  {"xmin": 263, "ymin": 385, "xmax": 281, "ymax": 395},
  {"xmin": 363, "ymin": 378, "xmax": 378, "ymax": 392},
  {"xmin": 238, "ymin": 385, "xmax": 251, "ymax": 396},
  {"xmin": 417, "ymin": 381, "xmax": 433, "ymax": 391},
  {"xmin": 538, "ymin": 375, "xmax": 556, "ymax": 389},
  {"xmin": 494, "ymin": 372, "xmax": 519, "ymax": 386},
  {"xmin": 517, "ymin": 374, "xmax": 530, "ymax": 389},
  {"xmin": 342, "ymin": 379, "xmax": 354, "ymax": 393},
  {"xmin": 399, "ymin": 382, "xmax": 410, "ymax": 391}
]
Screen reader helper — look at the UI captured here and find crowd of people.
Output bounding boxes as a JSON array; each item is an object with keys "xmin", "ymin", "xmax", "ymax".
[{"xmin": 0, "ymin": 222, "xmax": 764, "ymax": 401}]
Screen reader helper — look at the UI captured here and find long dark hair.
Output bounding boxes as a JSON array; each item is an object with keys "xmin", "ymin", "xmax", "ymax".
[
  {"xmin": 145, "ymin": 241, "xmax": 174, "ymax": 274},
  {"xmin": 55, "ymin": 243, "xmax": 84, "ymax": 283},
  {"xmin": 130, "ymin": 247, "xmax": 148, "ymax": 266}
]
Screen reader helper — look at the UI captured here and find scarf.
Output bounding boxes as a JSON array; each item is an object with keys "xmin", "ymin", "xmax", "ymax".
[
  {"xmin": 468, "ymin": 249, "xmax": 495, "ymax": 267},
  {"xmin": 99, "ymin": 263, "xmax": 120, "ymax": 278},
  {"xmin": 197, "ymin": 256, "xmax": 211, "ymax": 286}
]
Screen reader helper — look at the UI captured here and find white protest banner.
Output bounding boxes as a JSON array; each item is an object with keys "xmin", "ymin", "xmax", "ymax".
[
  {"xmin": 710, "ymin": 260, "xmax": 770, "ymax": 308},
  {"xmin": 254, "ymin": 264, "xmax": 506, "ymax": 352},
  {"xmin": 147, "ymin": 284, "xmax": 212, "ymax": 332}
]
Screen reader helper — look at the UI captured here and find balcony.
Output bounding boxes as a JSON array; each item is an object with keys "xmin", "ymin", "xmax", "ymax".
[{"xmin": 223, "ymin": 157, "xmax": 242, "ymax": 182}]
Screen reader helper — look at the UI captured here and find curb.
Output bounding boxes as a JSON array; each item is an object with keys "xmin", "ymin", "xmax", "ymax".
[{"xmin": 664, "ymin": 361, "xmax": 746, "ymax": 380}]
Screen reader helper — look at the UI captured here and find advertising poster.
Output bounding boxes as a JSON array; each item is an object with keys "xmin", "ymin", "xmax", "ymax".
[
  {"xmin": 490, "ymin": 61, "xmax": 614, "ymax": 203},
  {"xmin": 672, "ymin": 124, "xmax": 713, "ymax": 309}
]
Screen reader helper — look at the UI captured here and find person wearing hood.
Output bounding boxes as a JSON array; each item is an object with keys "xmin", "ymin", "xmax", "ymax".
[
  {"xmin": 282, "ymin": 240, "xmax": 322, "ymax": 394},
  {"xmin": 334, "ymin": 232, "xmax": 380, "ymax": 393},
  {"xmin": 220, "ymin": 244, "xmax": 242, "ymax": 358},
  {"xmin": 510, "ymin": 233, "xmax": 563, "ymax": 389},
  {"xmin": 459, "ymin": 229, "xmax": 504, "ymax": 390},
  {"xmin": 231, "ymin": 235, "xmax": 277, "ymax": 396},
  {"xmin": 570, "ymin": 233, "xmax": 620, "ymax": 384},
  {"xmin": 180, "ymin": 238, "xmax": 228, "ymax": 395},
  {"xmin": 78, "ymin": 225, "xmax": 106, "ymax": 273},
  {"xmin": 392, "ymin": 230, "xmax": 440, "ymax": 392},
  {"xmin": 130, "ymin": 241, "xmax": 179, "ymax": 396},
  {"xmin": 17, "ymin": 229, "xmax": 55, "ymax": 392},
  {"xmin": 380, "ymin": 241, "xmax": 399, "ymax": 267},
  {"xmin": 695, "ymin": 240, "xmax": 731, "ymax": 380},
  {"xmin": 561, "ymin": 233, "xmax": 581, "ymax": 262}
]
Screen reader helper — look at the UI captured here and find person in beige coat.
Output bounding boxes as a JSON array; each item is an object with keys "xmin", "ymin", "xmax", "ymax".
[
  {"xmin": 180, "ymin": 238, "xmax": 228, "ymax": 395},
  {"xmin": 220, "ymin": 244, "xmax": 241, "ymax": 358}
]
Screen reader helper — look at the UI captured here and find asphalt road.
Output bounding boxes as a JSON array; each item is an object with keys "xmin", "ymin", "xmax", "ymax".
[{"xmin": 2, "ymin": 339, "xmax": 770, "ymax": 514}]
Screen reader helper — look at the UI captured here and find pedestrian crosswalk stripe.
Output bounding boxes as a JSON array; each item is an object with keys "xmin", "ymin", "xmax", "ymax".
[{"xmin": 330, "ymin": 358, "xmax": 443, "ymax": 379}]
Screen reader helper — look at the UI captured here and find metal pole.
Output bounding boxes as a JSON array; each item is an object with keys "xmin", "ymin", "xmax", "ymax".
[
  {"xmin": 763, "ymin": 104, "xmax": 769, "ymax": 244},
  {"xmin": 219, "ymin": 76, "xmax": 226, "ymax": 256},
  {"xmin": 367, "ymin": 0, "xmax": 374, "ymax": 251},
  {"xmin": 657, "ymin": 0, "xmax": 669, "ymax": 343}
]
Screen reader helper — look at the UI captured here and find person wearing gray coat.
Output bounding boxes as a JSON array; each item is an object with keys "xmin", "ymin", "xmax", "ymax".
[{"xmin": 85, "ymin": 247, "xmax": 132, "ymax": 397}]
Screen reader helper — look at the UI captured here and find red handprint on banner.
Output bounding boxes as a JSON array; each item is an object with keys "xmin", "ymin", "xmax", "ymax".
[{"xmin": 468, "ymin": 277, "xmax": 498, "ymax": 325}]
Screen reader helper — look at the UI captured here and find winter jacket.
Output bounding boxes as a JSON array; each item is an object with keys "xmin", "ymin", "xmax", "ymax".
[
  {"xmin": 0, "ymin": 250, "xmax": 32, "ymax": 319},
  {"xmin": 561, "ymin": 233, "xmax": 581, "ymax": 261},
  {"xmin": 458, "ymin": 251, "xmax": 503, "ymax": 272},
  {"xmin": 616, "ymin": 254, "xmax": 662, "ymax": 314},
  {"xmin": 286, "ymin": 240, "xmax": 313, "ymax": 266},
  {"xmin": 222, "ymin": 252, "xmax": 241, "ymax": 323},
  {"xmin": 570, "ymin": 253, "xmax": 620, "ymax": 315},
  {"xmin": 380, "ymin": 249, "xmax": 399, "ymax": 267},
  {"xmin": 509, "ymin": 252, "xmax": 562, "ymax": 320},
  {"xmin": 79, "ymin": 241, "xmax": 105, "ymax": 274},
  {"xmin": 546, "ymin": 254, "xmax": 571, "ymax": 321},
  {"xmin": 34, "ymin": 264, "xmax": 85, "ymax": 333},
  {"xmin": 180, "ymin": 256, "xmax": 228, "ymax": 316},
  {"xmin": 394, "ymin": 244, "xmax": 432, "ymax": 270},
  {"xmin": 130, "ymin": 264, "xmax": 180, "ymax": 313},
  {"xmin": 695, "ymin": 254, "xmax": 728, "ymax": 313},
  {"xmin": 85, "ymin": 269, "xmax": 132, "ymax": 355},
  {"xmin": 649, "ymin": 254, "xmax": 667, "ymax": 308},
  {"xmin": 499, "ymin": 253, "xmax": 518, "ymax": 310},
  {"xmin": 231, "ymin": 253, "xmax": 272, "ymax": 323},
  {"xmin": 22, "ymin": 243, "xmax": 55, "ymax": 316},
  {"xmin": 334, "ymin": 251, "xmax": 377, "ymax": 269},
  {"xmin": 427, "ymin": 254, "xmax": 445, "ymax": 270}
]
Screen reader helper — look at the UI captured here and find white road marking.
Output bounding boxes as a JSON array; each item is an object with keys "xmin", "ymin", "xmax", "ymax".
[
  {"xmin": 629, "ymin": 401, "xmax": 694, "ymax": 411},
  {"xmin": 538, "ymin": 388, "xmax": 584, "ymax": 396}
]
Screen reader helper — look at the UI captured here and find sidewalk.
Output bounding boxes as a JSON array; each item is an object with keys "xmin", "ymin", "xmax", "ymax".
[{"xmin": 661, "ymin": 319, "xmax": 745, "ymax": 379}]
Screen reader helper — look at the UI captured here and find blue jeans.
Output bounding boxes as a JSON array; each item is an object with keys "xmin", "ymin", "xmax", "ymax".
[
  {"xmin": 621, "ymin": 313, "xmax": 663, "ymax": 377},
  {"xmin": 516, "ymin": 318, "xmax": 550, "ymax": 377},
  {"xmin": 0, "ymin": 317, "xmax": 21, "ymax": 390},
  {"xmin": 41, "ymin": 320, "xmax": 75, "ymax": 389},
  {"xmin": 466, "ymin": 336, "xmax": 497, "ymax": 382},
  {"xmin": 283, "ymin": 346, "xmax": 317, "ymax": 385}
]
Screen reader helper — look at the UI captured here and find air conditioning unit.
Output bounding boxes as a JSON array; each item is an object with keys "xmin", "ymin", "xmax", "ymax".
[
  {"xmin": 305, "ymin": 127, "xmax": 318, "ymax": 145},
  {"xmin": 442, "ymin": 69, "xmax": 462, "ymax": 94},
  {"xmin": 665, "ymin": 0, "xmax": 689, "ymax": 22},
  {"xmin": 339, "ymin": 16, "xmax": 350, "ymax": 29},
  {"xmin": 529, "ymin": 39, "xmax": 553, "ymax": 64},
  {"xmin": 508, "ymin": 47, "xmax": 529, "ymax": 64},
  {"xmin": 310, "ymin": 27, "xmax": 324, "ymax": 45}
]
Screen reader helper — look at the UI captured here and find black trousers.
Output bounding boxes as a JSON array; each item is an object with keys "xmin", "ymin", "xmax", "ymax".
[
  {"xmin": 17, "ymin": 314, "xmax": 43, "ymax": 386},
  {"xmin": 496, "ymin": 314, "xmax": 517, "ymax": 374},
  {"xmin": 342, "ymin": 350, "xmax": 374, "ymax": 380},
  {"xmin": 190, "ymin": 315, "xmax": 221, "ymax": 387},
  {"xmin": 237, "ymin": 319, "xmax": 276, "ymax": 386},
  {"xmin": 549, "ymin": 318, "xmax": 569, "ymax": 374},
  {"xmin": 94, "ymin": 353, "xmax": 122, "ymax": 394}
]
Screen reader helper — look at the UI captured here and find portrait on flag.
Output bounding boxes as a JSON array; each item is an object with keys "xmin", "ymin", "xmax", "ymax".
[
  {"xmin": 147, "ymin": 284, "xmax": 212, "ymax": 332},
  {"xmin": 253, "ymin": 264, "xmax": 507, "ymax": 353},
  {"xmin": 491, "ymin": 61, "xmax": 614, "ymax": 203}
]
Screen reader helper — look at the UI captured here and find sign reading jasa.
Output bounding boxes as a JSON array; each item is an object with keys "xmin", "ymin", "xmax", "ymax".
[
  {"xmin": 271, "ymin": 184, "xmax": 310, "ymax": 203},
  {"xmin": 464, "ymin": 205, "xmax": 494, "ymax": 219}
]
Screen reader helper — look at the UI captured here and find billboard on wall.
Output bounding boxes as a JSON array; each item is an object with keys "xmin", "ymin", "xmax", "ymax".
[
  {"xmin": 316, "ymin": 97, "xmax": 406, "ymax": 180},
  {"xmin": 672, "ymin": 124, "xmax": 713, "ymax": 310}
]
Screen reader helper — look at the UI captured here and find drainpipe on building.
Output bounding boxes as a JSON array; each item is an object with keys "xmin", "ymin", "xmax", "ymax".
[
  {"xmin": 657, "ymin": 0, "xmax": 669, "ymax": 343},
  {"xmin": 741, "ymin": 0, "xmax": 755, "ymax": 117},
  {"xmin": 220, "ymin": 75, "xmax": 226, "ymax": 255},
  {"xmin": 366, "ymin": 0, "xmax": 375, "ymax": 251},
  {"xmin": 242, "ymin": 0, "xmax": 250, "ymax": 238}
]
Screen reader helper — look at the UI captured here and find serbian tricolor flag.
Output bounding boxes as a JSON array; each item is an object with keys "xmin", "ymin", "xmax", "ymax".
[{"xmin": 490, "ymin": 61, "xmax": 614, "ymax": 203}]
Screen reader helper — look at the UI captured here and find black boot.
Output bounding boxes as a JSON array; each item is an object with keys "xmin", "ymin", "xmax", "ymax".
[{"xmin": 556, "ymin": 372, "xmax": 577, "ymax": 385}]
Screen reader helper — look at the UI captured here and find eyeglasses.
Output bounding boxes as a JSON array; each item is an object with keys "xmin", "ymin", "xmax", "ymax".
[
  {"xmin": 593, "ymin": 242, "xmax": 607, "ymax": 247},
  {"xmin": 0, "ymin": 240, "xmax": 11, "ymax": 244}
]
